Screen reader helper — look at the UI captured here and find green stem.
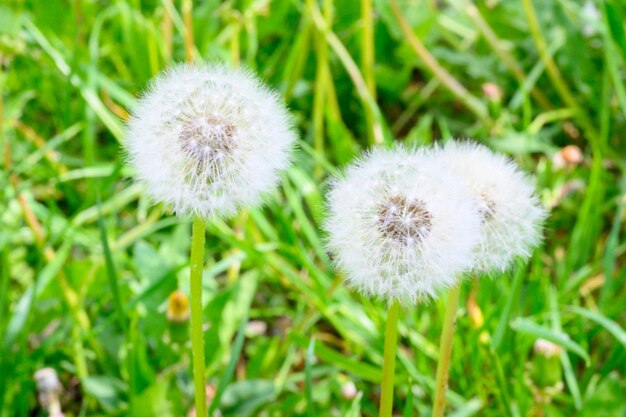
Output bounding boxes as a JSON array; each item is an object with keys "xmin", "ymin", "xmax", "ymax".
[
  {"xmin": 379, "ymin": 301, "xmax": 401, "ymax": 417},
  {"xmin": 361, "ymin": 0, "xmax": 376, "ymax": 145},
  {"xmin": 190, "ymin": 215, "xmax": 207, "ymax": 417},
  {"xmin": 432, "ymin": 285, "xmax": 461, "ymax": 417}
]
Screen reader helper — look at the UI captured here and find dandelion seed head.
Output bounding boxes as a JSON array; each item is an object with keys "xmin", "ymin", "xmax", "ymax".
[
  {"xmin": 325, "ymin": 146, "xmax": 482, "ymax": 304},
  {"xmin": 435, "ymin": 141, "xmax": 547, "ymax": 272},
  {"xmin": 377, "ymin": 196, "xmax": 432, "ymax": 245},
  {"xmin": 126, "ymin": 63, "xmax": 296, "ymax": 219}
]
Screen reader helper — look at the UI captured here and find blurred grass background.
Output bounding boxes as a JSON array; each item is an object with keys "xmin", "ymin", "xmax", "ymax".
[{"xmin": 1, "ymin": 0, "xmax": 626, "ymax": 416}]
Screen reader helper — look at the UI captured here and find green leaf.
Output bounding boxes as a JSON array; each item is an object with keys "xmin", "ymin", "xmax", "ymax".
[
  {"xmin": 604, "ymin": 1, "xmax": 626, "ymax": 57},
  {"xmin": 97, "ymin": 196, "xmax": 126, "ymax": 331},
  {"xmin": 291, "ymin": 334, "xmax": 382, "ymax": 383},
  {"xmin": 580, "ymin": 373, "xmax": 626, "ymax": 417},
  {"xmin": 133, "ymin": 240, "xmax": 171, "ymax": 282},
  {"xmin": 220, "ymin": 380, "xmax": 275, "ymax": 417},
  {"xmin": 402, "ymin": 384, "xmax": 414, "ymax": 417},
  {"xmin": 305, "ymin": 337, "xmax": 316, "ymax": 417},
  {"xmin": 3, "ymin": 233, "xmax": 74, "ymax": 349},
  {"xmin": 129, "ymin": 379, "xmax": 173, "ymax": 417},
  {"xmin": 82, "ymin": 375, "xmax": 127, "ymax": 411},
  {"xmin": 510, "ymin": 318, "xmax": 591, "ymax": 365},
  {"xmin": 209, "ymin": 311, "xmax": 250, "ymax": 415},
  {"xmin": 567, "ymin": 306, "xmax": 626, "ymax": 348},
  {"xmin": 448, "ymin": 398, "xmax": 483, "ymax": 417},
  {"xmin": 345, "ymin": 392, "xmax": 363, "ymax": 417}
]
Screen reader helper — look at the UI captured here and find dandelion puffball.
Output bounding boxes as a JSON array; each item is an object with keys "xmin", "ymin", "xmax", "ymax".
[
  {"xmin": 325, "ymin": 147, "xmax": 482, "ymax": 303},
  {"xmin": 127, "ymin": 64, "xmax": 296, "ymax": 219},
  {"xmin": 434, "ymin": 141, "xmax": 546, "ymax": 273}
]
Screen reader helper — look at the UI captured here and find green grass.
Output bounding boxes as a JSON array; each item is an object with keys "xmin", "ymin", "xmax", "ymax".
[{"xmin": 1, "ymin": 0, "xmax": 626, "ymax": 416}]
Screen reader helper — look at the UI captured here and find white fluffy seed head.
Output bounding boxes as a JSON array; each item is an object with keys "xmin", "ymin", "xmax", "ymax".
[
  {"xmin": 126, "ymin": 64, "xmax": 296, "ymax": 219},
  {"xmin": 325, "ymin": 146, "xmax": 482, "ymax": 304},
  {"xmin": 434, "ymin": 141, "xmax": 547, "ymax": 273}
]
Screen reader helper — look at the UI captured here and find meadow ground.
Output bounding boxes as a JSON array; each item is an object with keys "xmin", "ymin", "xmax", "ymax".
[{"xmin": 1, "ymin": 0, "xmax": 625, "ymax": 416}]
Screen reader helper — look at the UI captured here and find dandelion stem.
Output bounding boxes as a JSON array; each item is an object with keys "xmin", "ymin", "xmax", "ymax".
[
  {"xmin": 181, "ymin": 4, "xmax": 206, "ymax": 413},
  {"xmin": 432, "ymin": 284, "xmax": 461, "ymax": 417},
  {"xmin": 379, "ymin": 300, "xmax": 401, "ymax": 417},
  {"xmin": 190, "ymin": 215, "xmax": 207, "ymax": 417}
]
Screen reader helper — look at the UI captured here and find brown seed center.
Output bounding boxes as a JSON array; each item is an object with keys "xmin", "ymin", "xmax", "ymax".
[
  {"xmin": 378, "ymin": 196, "xmax": 432, "ymax": 245},
  {"xmin": 179, "ymin": 116, "xmax": 237, "ymax": 177}
]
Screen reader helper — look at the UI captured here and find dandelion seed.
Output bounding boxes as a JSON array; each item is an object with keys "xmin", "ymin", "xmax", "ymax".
[
  {"xmin": 434, "ymin": 141, "xmax": 547, "ymax": 273},
  {"xmin": 127, "ymin": 63, "xmax": 296, "ymax": 219},
  {"xmin": 325, "ymin": 146, "xmax": 482, "ymax": 303}
]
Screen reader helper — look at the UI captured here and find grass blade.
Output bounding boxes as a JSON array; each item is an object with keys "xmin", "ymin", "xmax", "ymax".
[
  {"xmin": 305, "ymin": 337, "xmax": 316, "ymax": 417},
  {"xmin": 209, "ymin": 311, "xmax": 250, "ymax": 415},
  {"xmin": 510, "ymin": 318, "xmax": 590, "ymax": 365},
  {"xmin": 567, "ymin": 306, "xmax": 626, "ymax": 349},
  {"xmin": 97, "ymin": 196, "xmax": 126, "ymax": 331}
]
